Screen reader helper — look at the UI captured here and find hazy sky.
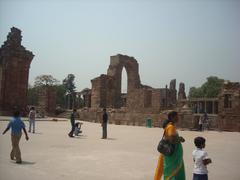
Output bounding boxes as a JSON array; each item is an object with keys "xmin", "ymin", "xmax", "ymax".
[{"xmin": 0, "ymin": 0, "xmax": 239, "ymax": 94}]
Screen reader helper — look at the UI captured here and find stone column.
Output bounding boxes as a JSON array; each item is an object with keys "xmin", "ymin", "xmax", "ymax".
[
  {"xmin": 212, "ymin": 101, "xmax": 215, "ymax": 114},
  {"xmin": 204, "ymin": 100, "xmax": 207, "ymax": 113}
]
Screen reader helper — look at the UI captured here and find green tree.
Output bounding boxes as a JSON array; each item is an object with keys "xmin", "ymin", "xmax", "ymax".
[
  {"xmin": 27, "ymin": 84, "xmax": 39, "ymax": 105},
  {"xmin": 55, "ymin": 84, "xmax": 66, "ymax": 107},
  {"xmin": 63, "ymin": 74, "xmax": 76, "ymax": 109},
  {"xmin": 28, "ymin": 75, "xmax": 60, "ymax": 106},
  {"xmin": 34, "ymin": 75, "xmax": 59, "ymax": 87},
  {"xmin": 189, "ymin": 76, "xmax": 224, "ymax": 98},
  {"xmin": 63, "ymin": 74, "xmax": 76, "ymax": 93}
]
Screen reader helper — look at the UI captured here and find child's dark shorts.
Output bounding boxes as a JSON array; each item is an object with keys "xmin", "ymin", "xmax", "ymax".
[{"xmin": 193, "ymin": 174, "xmax": 208, "ymax": 180}]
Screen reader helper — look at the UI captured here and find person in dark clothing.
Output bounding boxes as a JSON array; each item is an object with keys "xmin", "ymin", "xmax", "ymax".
[
  {"xmin": 101, "ymin": 108, "xmax": 108, "ymax": 139},
  {"xmin": 68, "ymin": 109, "xmax": 77, "ymax": 137}
]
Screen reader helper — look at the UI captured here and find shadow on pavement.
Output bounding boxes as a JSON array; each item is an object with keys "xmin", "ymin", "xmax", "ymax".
[{"xmin": 12, "ymin": 161, "xmax": 36, "ymax": 165}]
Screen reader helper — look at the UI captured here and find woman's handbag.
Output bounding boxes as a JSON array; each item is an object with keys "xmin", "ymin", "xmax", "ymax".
[{"xmin": 157, "ymin": 130, "xmax": 175, "ymax": 156}]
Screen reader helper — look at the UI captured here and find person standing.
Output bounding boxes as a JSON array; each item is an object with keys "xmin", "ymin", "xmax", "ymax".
[
  {"xmin": 101, "ymin": 108, "xmax": 108, "ymax": 139},
  {"xmin": 198, "ymin": 116, "xmax": 203, "ymax": 131},
  {"xmin": 154, "ymin": 111, "xmax": 186, "ymax": 180},
  {"xmin": 203, "ymin": 112, "xmax": 209, "ymax": 131},
  {"xmin": 28, "ymin": 107, "xmax": 36, "ymax": 133},
  {"xmin": 2, "ymin": 111, "xmax": 29, "ymax": 164},
  {"xmin": 68, "ymin": 109, "xmax": 77, "ymax": 137},
  {"xmin": 192, "ymin": 137, "xmax": 212, "ymax": 180}
]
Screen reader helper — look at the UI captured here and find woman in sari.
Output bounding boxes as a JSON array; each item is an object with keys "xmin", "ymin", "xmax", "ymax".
[{"xmin": 154, "ymin": 111, "xmax": 186, "ymax": 180}]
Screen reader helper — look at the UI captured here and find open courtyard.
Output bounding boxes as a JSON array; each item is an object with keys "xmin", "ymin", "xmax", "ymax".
[{"xmin": 0, "ymin": 119, "xmax": 239, "ymax": 180}]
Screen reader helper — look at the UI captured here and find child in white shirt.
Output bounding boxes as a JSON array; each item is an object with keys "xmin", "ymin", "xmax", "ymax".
[{"xmin": 192, "ymin": 137, "xmax": 212, "ymax": 180}]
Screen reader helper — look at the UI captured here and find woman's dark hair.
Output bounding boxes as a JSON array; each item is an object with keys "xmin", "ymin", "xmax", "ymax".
[
  {"xmin": 13, "ymin": 111, "xmax": 20, "ymax": 118},
  {"xmin": 194, "ymin": 136, "xmax": 206, "ymax": 148},
  {"xmin": 30, "ymin": 107, "xmax": 35, "ymax": 110},
  {"xmin": 168, "ymin": 111, "xmax": 178, "ymax": 121},
  {"xmin": 162, "ymin": 111, "xmax": 178, "ymax": 128}
]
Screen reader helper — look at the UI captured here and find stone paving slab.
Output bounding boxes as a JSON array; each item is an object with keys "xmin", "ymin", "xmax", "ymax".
[{"xmin": 0, "ymin": 121, "xmax": 239, "ymax": 180}]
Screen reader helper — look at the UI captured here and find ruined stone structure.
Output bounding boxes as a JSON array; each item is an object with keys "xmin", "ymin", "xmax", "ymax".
[
  {"xmin": 90, "ymin": 54, "xmax": 177, "ymax": 113},
  {"xmin": 73, "ymin": 54, "xmax": 240, "ymax": 132},
  {"xmin": 79, "ymin": 88, "xmax": 91, "ymax": 108},
  {"xmin": 218, "ymin": 82, "xmax": 240, "ymax": 131},
  {"xmin": 0, "ymin": 27, "xmax": 34, "ymax": 115},
  {"xmin": 76, "ymin": 54, "xmax": 180, "ymax": 127},
  {"xmin": 178, "ymin": 82, "xmax": 187, "ymax": 101},
  {"xmin": 38, "ymin": 86, "xmax": 56, "ymax": 115},
  {"xmin": 176, "ymin": 81, "xmax": 240, "ymax": 132}
]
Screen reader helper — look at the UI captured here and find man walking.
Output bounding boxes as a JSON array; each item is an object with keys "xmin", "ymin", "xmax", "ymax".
[
  {"xmin": 101, "ymin": 108, "xmax": 108, "ymax": 139},
  {"xmin": 68, "ymin": 109, "xmax": 77, "ymax": 137},
  {"xmin": 2, "ymin": 111, "xmax": 29, "ymax": 164}
]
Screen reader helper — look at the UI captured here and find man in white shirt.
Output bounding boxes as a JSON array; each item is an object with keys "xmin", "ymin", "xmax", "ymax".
[{"xmin": 192, "ymin": 137, "xmax": 212, "ymax": 180}]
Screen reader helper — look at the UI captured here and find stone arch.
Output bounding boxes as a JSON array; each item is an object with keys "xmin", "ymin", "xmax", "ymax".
[{"xmin": 107, "ymin": 54, "xmax": 141, "ymax": 108}]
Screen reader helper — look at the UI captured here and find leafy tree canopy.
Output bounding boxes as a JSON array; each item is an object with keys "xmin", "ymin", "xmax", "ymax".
[
  {"xmin": 189, "ymin": 76, "xmax": 224, "ymax": 98},
  {"xmin": 63, "ymin": 74, "xmax": 76, "ymax": 94},
  {"xmin": 34, "ymin": 75, "xmax": 59, "ymax": 87}
]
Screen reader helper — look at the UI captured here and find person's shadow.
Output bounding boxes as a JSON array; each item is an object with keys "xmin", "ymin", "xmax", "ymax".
[
  {"xmin": 73, "ymin": 135, "xmax": 88, "ymax": 139},
  {"xmin": 12, "ymin": 161, "xmax": 36, "ymax": 165},
  {"xmin": 106, "ymin": 138, "xmax": 117, "ymax": 140}
]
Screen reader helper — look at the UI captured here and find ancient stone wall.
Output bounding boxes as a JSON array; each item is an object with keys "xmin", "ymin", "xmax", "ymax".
[
  {"xmin": 218, "ymin": 82, "xmax": 240, "ymax": 131},
  {"xmin": 91, "ymin": 74, "xmax": 114, "ymax": 108},
  {"xmin": 0, "ymin": 27, "xmax": 34, "ymax": 115},
  {"xmin": 169, "ymin": 79, "xmax": 177, "ymax": 106},
  {"xmin": 78, "ymin": 108, "xmax": 163, "ymax": 127},
  {"xmin": 107, "ymin": 54, "xmax": 141, "ymax": 108},
  {"xmin": 38, "ymin": 86, "xmax": 56, "ymax": 115},
  {"xmin": 90, "ymin": 54, "xmax": 177, "ymax": 113},
  {"xmin": 80, "ymin": 88, "xmax": 92, "ymax": 108},
  {"xmin": 178, "ymin": 82, "xmax": 187, "ymax": 101}
]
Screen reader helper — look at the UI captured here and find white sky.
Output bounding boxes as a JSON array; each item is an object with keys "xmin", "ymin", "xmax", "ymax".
[{"xmin": 0, "ymin": 0, "xmax": 239, "ymax": 94}]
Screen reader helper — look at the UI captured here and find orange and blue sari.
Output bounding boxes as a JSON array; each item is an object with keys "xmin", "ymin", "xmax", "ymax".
[{"xmin": 154, "ymin": 123, "xmax": 185, "ymax": 180}]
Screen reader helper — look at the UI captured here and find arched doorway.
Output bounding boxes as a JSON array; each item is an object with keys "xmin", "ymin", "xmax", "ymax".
[
  {"xmin": 107, "ymin": 54, "xmax": 141, "ymax": 108},
  {"xmin": 121, "ymin": 67, "xmax": 128, "ymax": 107}
]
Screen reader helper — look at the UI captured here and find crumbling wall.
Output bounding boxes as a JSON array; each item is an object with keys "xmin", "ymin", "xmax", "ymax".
[
  {"xmin": 38, "ymin": 86, "xmax": 56, "ymax": 115},
  {"xmin": 90, "ymin": 54, "xmax": 177, "ymax": 113},
  {"xmin": 218, "ymin": 82, "xmax": 240, "ymax": 131},
  {"xmin": 0, "ymin": 27, "xmax": 34, "ymax": 115}
]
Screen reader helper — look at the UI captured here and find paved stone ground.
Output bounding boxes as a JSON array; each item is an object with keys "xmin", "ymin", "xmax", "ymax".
[{"xmin": 0, "ymin": 120, "xmax": 239, "ymax": 180}]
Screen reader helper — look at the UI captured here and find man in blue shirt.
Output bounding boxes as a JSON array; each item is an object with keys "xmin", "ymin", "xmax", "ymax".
[{"xmin": 2, "ymin": 111, "xmax": 29, "ymax": 164}]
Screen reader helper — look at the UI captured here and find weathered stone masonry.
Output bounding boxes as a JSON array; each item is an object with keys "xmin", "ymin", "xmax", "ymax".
[{"xmin": 0, "ymin": 27, "xmax": 34, "ymax": 115}]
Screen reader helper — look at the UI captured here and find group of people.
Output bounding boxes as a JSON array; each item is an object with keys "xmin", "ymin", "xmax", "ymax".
[
  {"xmin": 154, "ymin": 111, "xmax": 212, "ymax": 180},
  {"xmin": 68, "ymin": 108, "xmax": 108, "ymax": 139},
  {"xmin": 2, "ymin": 108, "xmax": 211, "ymax": 180}
]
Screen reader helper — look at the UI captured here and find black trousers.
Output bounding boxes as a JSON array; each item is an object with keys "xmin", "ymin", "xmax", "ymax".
[
  {"xmin": 102, "ymin": 123, "xmax": 107, "ymax": 139},
  {"xmin": 193, "ymin": 174, "xmax": 208, "ymax": 180},
  {"xmin": 69, "ymin": 121, "xmax": 75, "ymax": 136}
]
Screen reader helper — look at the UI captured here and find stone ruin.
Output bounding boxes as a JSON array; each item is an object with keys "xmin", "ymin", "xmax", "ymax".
[
  {"xmin": 0, "ymin": 27, "xmax": 34, "ymax": 115},
  {"xmin": 218, "ymin": 81, "xmax": 240, "ymax": 131},
  {"xmin": 90, "ymin": 54, "xmax": 177, "ymax": 112},
  {"xmin": 79, "ymin": 54, "xmax": 183, "ymax": 127},
  {"xmin": 177, "ymin": 81, "xmax": 240, "ymax": 132},
  {"xmin": 38, "ymin": 86, "xmax": 57, "ymax": 116}
]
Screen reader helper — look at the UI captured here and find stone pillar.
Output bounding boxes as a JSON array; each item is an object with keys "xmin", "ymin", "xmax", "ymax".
[
  {"xmin": 204, "ymin": 101, "xmax": 207, "ymax": 113},
  {"xmin": 0, "ymin": 27, "xmax": 34, "ymax": 115},
  {"xmin": 212, "ymin": 101, "xmax": 215, "ymax": 114},
  {"xmin": 38, "ymin": 86, "xmax": 56, "ymax": 115}
]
